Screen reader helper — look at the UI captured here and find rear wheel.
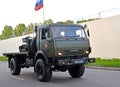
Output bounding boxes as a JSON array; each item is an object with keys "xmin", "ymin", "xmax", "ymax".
[
  {"xmin": 68, "ymin": 64, "xmax": 85, "ymax": 78},
  {"xmin": 35, "ymin": 59, "xmax": 52, "ymax": 82},
  {"xmin": 10, "ymin": 58, "xmax": 21, "ymax": 75}
]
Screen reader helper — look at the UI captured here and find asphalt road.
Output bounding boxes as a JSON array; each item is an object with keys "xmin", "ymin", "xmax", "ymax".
[{"xmin": 0, "ymin": 61, "xmax": 120, "ymax": 87}]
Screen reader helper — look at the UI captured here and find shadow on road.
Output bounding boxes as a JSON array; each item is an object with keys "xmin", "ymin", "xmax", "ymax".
[
  {"xmin": 16, "ymin": 70, "xmax": 84, "ymax": 83},
  {"xmin": 51, "ymin": 76, "xmax": 84, "ymax": 83}
]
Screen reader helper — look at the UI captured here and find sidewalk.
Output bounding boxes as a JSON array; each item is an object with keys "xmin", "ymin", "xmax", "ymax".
[{"xmin": 86, "ymin": 66, "xmax": 120, "ymax": 71}]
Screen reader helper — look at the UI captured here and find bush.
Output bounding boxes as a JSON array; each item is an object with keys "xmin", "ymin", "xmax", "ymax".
[
  {"xmin": 87, "ymin": 58, "xmax": 120, "ymax": 68},
  {"xmin": 0, "ymin": 56, "xmax": 8, "ymax": 61}
]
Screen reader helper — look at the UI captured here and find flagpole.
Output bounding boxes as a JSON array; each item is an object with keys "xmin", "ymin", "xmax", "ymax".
[
  {"xmin": 43, "ymin": 0, "xmax": 45, "ymax": 22},
  {"xmin": 35, "ymin": 0, "xmax": 44, "ymax": 23}
]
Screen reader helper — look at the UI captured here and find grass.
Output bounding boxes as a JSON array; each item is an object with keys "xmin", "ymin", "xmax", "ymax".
[
  {"xmin": 0, "ymin": 56, "xmax": 8, "ymax": 61},
  {"xmin": 87, "ymin": 58, "xmax": 120, "ymax": 68}
]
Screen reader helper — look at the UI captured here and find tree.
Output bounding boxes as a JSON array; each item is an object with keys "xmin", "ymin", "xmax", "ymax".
[
  {"xmin": 0, "ymin": 25, "xmax": 13, "ymax": 40},
  {"xmin": 14, "ymin": 23, "xmax": 26, "ymax": 37},
  {"xmin": 76, "ymin": 20, "xmax": 87, "ymax": 24},
  {"xmin": 76, "ymin": 18, "xmax": 99, "ymax": 24},
  {"xmin": 24, "ymin": 23, "xmax": 34, "ymax": 35},
  {"xmin": 65, "ymin": 20, "xmax": 74, "ymax": 24},
  {"xmin": 43, "ymin": 19, "xmax": 53, "ymax": 24},
  {"xmin": 0, "ymin": 34, "xmax": 4, "ymax": 40},
  {"xmin": 56, "ymin": 21, "xmax": 65, "ymax": 24}
]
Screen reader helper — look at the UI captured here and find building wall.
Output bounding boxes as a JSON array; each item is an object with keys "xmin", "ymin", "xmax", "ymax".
[
  {"xmin": 84, "ymin": 15, "xmax": 120, "ymax": 58},
  {"xmin": 0, "ymin": 34, "xmax": 34, "ymax": 55}
]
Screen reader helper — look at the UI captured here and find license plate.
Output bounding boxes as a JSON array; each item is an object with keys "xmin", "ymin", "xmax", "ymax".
[{"xmin": 74, "ymin": 60, "xmax": 83, "ymax": 64}]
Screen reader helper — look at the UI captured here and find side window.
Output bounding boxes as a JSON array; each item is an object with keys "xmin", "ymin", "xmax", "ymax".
[
  {"xmin": 41, "ymin": 28, "xmax": 50, "ymax": 39},
  {"xmin": 47, "ymin": 28, "xmax": 50, "ymax": 38},
  {"xmin": 41, "ymin": 29, "xmax": 46, "ymax": 39}
]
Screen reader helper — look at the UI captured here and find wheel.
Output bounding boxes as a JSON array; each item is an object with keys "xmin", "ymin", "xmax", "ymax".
[
  {"xmin": 35, "ymin": 59, "xmax": 52, "ymax": 82},
  {"xmin": 10, "ymin": 58, "xmax": 21, "ymax": 75},
  {"xmin": 68, "ymin": 64, "xmax": 85, "ymax": 78}
]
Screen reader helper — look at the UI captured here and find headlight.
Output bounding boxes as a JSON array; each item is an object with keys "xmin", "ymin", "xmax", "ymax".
[
  {"xmin": 57, "ymin": 52, "xmax": 63, "ymax": 56},
  {"xmin": 85, "ymin": 50, "xmax": 90, "ymax": 54}
]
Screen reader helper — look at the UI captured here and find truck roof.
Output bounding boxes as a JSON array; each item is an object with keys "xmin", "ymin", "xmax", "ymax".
[{"xmin": 36, "ymin": 23, "xmax": 83, "ymax": 30}]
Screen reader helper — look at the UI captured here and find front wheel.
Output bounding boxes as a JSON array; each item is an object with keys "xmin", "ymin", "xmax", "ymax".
[
  {"xmin": 10, "ymin": 58, "xmax": 21, "ymax": 75},
  {"xmin": 35, "ymin": 59, "xmax": 52, "ymax": 82},
  {"xmin": 68, "ymin": 64, "xmax": 85, "ymax": 78}
]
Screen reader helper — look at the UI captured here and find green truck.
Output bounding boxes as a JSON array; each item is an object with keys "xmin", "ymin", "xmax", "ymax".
[{"xmin": 3, "ymin": 23, "xmax": 95, "ymax": 82}]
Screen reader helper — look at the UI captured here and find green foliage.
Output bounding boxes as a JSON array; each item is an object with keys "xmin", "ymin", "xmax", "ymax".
[
  {"xmin": 24, "ymin": 23, "xmax": 34, "ymax": 35},
  {"xmin": 14, "ymin": 23, "xmax": 26, "ymax": 36},
  {"xmin": 65, "ymin": 20, "xmax": 74, "ymax": 24},
  {"xmin": 56, "ymin": 20, "xmax": 74, "ymax": 24},
  {"xmin": 0, "ymin": 56, "xmax": 8, "ymax": 61},
  {"xmin": 76, "ymin": 18, "xmax": 99, "ymax": 24},
  {"xmin": 0, "ymin": 25, "xmax": 13, "ymax": 40},
  {"xmin": 43, "ymin": 19, "xmax": 53, "ymax": 24},
  {"xmin": 0, "ymin": 22, "xmax": 44, "ymax": 40},
  {"xmin": 56, "ymin": 21, "xmax": 65, "ymax": 24},
  {"xmin": 0, "ymin": 34, "xmax": 4, "ymax": 40},
  {"xmin": 87, "ymin": 58, "xmax": 120, "ymax": 67}
]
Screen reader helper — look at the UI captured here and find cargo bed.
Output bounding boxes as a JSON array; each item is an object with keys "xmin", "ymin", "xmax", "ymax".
[{"xmin": 3, "ymin": 52, "xmax": 28, "ymax": 57}]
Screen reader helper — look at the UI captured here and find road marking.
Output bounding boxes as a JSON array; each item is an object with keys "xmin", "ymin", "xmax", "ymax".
[{"xmin": 11, "ymin": 76, "xmax": 24, "ymax": 81}]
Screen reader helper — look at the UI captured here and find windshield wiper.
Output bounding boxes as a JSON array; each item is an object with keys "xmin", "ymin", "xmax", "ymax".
[
  {"xmin": 72, "ymin": 36, "xmax": 79, "ymax": 37},
  {"xmin": 55, "ymin": 36, "xmax": 71, "ymax": 39},
  {"xmin": 55, "ymin": 36, "xmax": 81, "ymax": 40}
]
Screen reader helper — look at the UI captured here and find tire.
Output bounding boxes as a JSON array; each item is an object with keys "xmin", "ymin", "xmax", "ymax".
[
  {"xmin": 68, "ymin": 64, "xmax": 85, "ymax": 78},
  {"xmin": 35, "ymin": 59, "xmax": 52, "ymax": 82},
  {"xmin": 29, "ymin": 37, "xmax": 37, "ymax": 58},
  {"xmin": 30, "ymin": 37, "xmax": 36, "ymax": 53},
  {"xmin": 10, "ymin": 58, "xmax": 21, "ymax": 75}
]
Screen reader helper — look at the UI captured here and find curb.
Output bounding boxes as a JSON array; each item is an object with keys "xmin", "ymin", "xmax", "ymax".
[{"xmin": 86, "ymin": 66, "xmax": 120, "ymax": 71}]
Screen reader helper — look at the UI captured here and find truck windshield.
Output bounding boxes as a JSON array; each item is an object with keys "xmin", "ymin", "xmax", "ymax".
[{"xmin": 51, "ymin": 26, "xmax": 86, "ymax": 38}]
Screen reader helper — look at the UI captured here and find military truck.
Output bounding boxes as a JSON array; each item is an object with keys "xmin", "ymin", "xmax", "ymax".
[{"xmin": 3, "ymin": 23, "xmax": 95, "ymax": 82}]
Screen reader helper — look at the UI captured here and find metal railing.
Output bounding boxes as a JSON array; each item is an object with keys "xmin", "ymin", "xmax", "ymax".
[{"xmin": 81, "ymin": 7, "xmax": 120, "ymax": 20}]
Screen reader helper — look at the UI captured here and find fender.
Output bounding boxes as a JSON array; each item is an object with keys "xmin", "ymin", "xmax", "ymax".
[{"xmin": 34, "ymin": 51, "xmax": 49, "ymax": 65}]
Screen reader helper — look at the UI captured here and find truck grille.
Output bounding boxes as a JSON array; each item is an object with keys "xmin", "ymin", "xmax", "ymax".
[{"xmin": 63, "ymin": 50, "xmax": 83, "ymax": 55}]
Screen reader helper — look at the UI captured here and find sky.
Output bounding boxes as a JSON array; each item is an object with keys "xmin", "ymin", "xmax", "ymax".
[{"xmin": 0, "ymin": 0, "xmax": 120, "ymax": 34}]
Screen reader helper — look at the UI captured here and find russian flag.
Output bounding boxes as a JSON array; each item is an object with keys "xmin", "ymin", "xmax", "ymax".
[{"xmin": 35, "ymin": 0, "xmax": 43, "ymax": 11}]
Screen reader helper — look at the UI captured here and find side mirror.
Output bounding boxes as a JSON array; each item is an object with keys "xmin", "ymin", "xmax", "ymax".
[
  {"xmin": 84, "ymin": 24, "xmax": 87, "ymax": 29},
  {"xmin": 35, "ymin": 26, "xmax": 37, "ymax": 32},
  {"xmin": 83, "ymin": 24, "xmax": 90, "ymax": 37},
  {"xmin": 87, "ymin": 30, "xmax": 90, "ymax": 37}
]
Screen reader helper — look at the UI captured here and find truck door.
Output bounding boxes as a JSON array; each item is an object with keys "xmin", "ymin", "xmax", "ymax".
[{"xmin": 40, "ymin": 28, "xmax": 54, "ymax": 57}]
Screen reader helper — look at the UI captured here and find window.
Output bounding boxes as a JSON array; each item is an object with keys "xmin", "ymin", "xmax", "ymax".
[
  {"xmin": 41, "ymin": 28, "xmax": 50, "ymax": 39},
  {"xmin": 41, "ymin": 29, "xmax": 46, "ymax": 39},
  {"xmin": 51, "ymin": 26, "xmax": 86, "ymax": 38}
]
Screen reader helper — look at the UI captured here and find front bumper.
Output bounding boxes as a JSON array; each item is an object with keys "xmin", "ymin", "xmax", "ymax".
[{"xmin": 58, "ymin": 57, "xmax": 95, "ymax": 66}]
